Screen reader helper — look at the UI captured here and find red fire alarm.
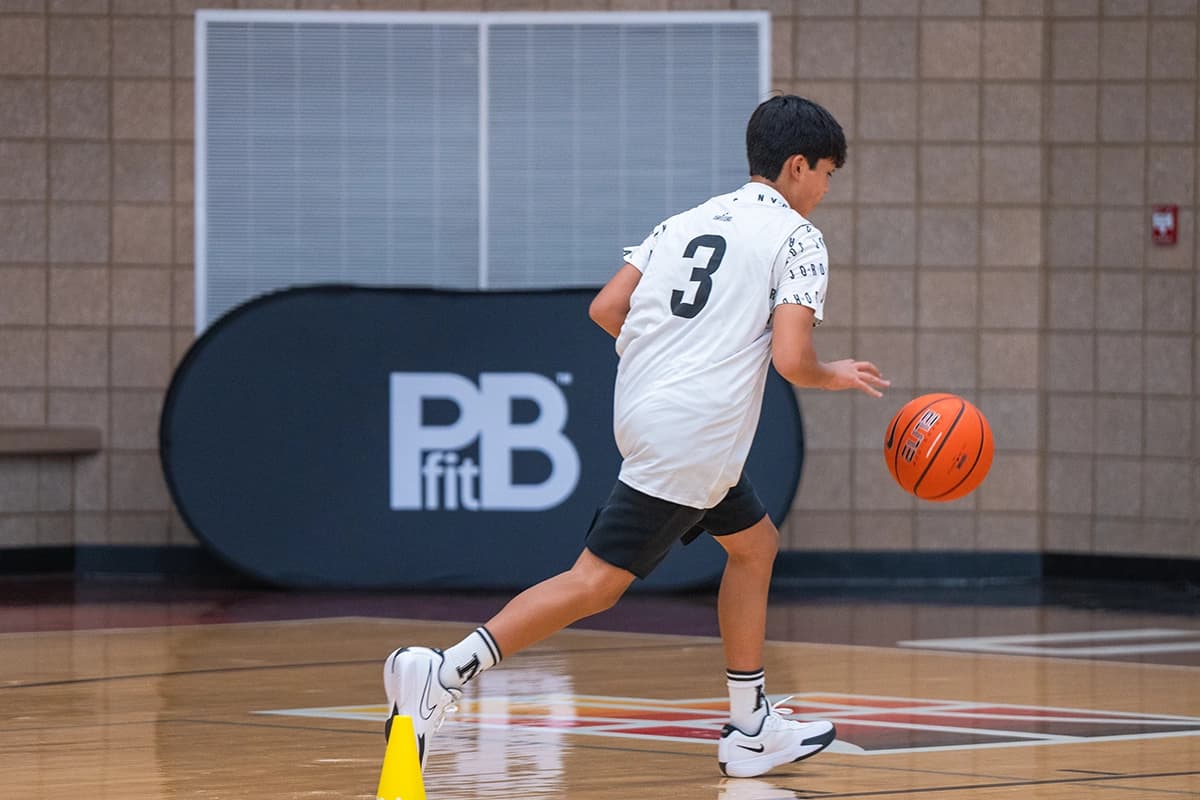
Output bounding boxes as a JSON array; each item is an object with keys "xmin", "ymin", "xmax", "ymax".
[{"xmin": 1151, "ymin": 205, "xmax": 1178, "ymax": 245}]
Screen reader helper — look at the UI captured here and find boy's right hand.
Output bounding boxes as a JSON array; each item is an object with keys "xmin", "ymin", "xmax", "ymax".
[{"xmin": 824, "ymin": 359, "xmax": 889, "ymax": 397}]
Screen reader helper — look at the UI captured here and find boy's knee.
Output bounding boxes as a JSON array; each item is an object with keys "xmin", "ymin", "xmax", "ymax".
[
  {"xmin": 586, "ymin": 570, "xmax": 630, "ymax": 611},
  {"xmin": 745, "ymin": 533, "xmax": 778, "ymax": 565},
  {"xmin": 725, "ymin": 520, "xmax": 779, "ymax": 564},
  {"xmin": 569, "ymin": 553, "xmax": 633, "ymax": 612}
]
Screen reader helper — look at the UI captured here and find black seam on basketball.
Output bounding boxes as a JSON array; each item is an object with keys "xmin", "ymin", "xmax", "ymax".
[
  {"xmin": 884, "ymin": 412, "xmax": 905, "ymax": 485},
  {"xmin": 911, "ymin": 399, "xmax": 966, "ymax": 496},
  {"xmin": 928, "ymin": 403, "xmax": 987, "ymax": 500},
  {"xmin": 884, "ymin": 413, "xmax": 902, "ymax": 451},
  {"xmin": 892, "ymin": 394, "xmax": 954, "ymax": 489}
]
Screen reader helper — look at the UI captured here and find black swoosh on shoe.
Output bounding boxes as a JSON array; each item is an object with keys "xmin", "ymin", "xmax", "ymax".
[{"xmin": 792, "ymin": 723, "xmax": 837, "ymax": 763}]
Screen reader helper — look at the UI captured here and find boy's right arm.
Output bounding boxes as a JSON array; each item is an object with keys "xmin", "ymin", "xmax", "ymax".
[{"xmin": 771, "ymin": 304, "xmax": 889, "ymax": 397}]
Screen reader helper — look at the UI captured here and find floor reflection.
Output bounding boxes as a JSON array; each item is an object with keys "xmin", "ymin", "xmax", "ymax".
[{"xmin": 428, "ymin": 659, "xmax": 573, "ymax": 799}]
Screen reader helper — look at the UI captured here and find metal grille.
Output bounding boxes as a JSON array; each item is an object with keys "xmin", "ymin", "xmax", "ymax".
[{"xmin": 197, "ymin": 11, "xmax": 768, "ymax": 330}]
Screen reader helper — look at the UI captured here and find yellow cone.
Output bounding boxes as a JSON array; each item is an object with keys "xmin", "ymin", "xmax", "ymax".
[{"xmin": 376, "ymin": 715, "xmax": 426, "ymax": 800}]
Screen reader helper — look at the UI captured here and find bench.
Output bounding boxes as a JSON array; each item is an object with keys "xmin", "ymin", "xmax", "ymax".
[{"xmin": 0, "ymin": 427, "xmax": 103, "ymax": 456}]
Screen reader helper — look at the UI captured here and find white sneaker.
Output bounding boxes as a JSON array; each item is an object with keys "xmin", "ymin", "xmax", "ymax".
[
  {"xmin": 382, "ymin": 647, "xmax": 462, "ymax": 770},
  {"xmin": 717, "ymin": 705, "xmax": 836, "ymax": 778}
]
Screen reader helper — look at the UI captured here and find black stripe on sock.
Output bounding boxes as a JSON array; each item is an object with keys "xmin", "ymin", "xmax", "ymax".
[
  {"xmin": 477, "ymin": 626, "xmax": 502, "ymax": 664},
  {"xmin": 726, "ymin": 668, "xmax": 765, "ymax": 682}
]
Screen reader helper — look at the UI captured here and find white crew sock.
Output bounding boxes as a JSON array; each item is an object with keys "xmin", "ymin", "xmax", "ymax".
[
  {"xmin": 439, "ymin": 626, "xmax": 502, "ymax": 689},
  {"xmin": 727, "ymin": 667, "xmax": 769, "ymax": 734}
]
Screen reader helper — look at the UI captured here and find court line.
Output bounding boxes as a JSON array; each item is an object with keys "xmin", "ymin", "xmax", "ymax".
[
  {"xmin": 1091, "ymin": 784, "xmax": 1200, "ymax": 797},
  {"xmin": 0, "ymin": 614, "xmax": 727, "ymax": 644},
  {"xmin": 51, "ymin": 716, "xmax": 1042, "ymax": 785},
  {"xmin": 773, "ymin": 770, "xmax": 1200, "ymax": 798},
  {"xmin": 4, "ymin": 615, "xmax": 1198, "ymax": 671},
  {"xmin": 899, "ymin": 628, "xmax": 1200, "ymax": 657},
  {"xmin": 1059, "ymin": 769, "xmax": 1129, "ymax": 776},
  {"xmin": 0, "ymin": 658, "xmax": 378, "ymax": 690},
  {"xmin": 1047, "ymin": 773, "xmax": 1200, "ymax": 797},
  {"xmin": 166, "ymin": 716, "xmax": 724, "ymax": 763},
  {"xmin": 81, "ymin": 716, "xmax": 1200, "ymax": 794},
  {"xmin": 0, "ymin": 641, "xmax": 712, "ymax": 690},
  {"xmin": 0, "ymin": 615, "xmax": 392, "ymax": 638},
  {"xmin": 4, "ymin": 715, "xmax": 1163, "ymax": 795}
]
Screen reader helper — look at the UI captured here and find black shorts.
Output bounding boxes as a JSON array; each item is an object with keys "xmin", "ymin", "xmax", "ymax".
[{"xmin": 584, "ymin": 474, "xmax": 768, "ymax": 579}]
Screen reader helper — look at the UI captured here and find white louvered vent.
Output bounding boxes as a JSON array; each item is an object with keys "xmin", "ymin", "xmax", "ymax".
[{"xmin": 197, "ymin": 11, "xmax": 768, "ymax": 330}]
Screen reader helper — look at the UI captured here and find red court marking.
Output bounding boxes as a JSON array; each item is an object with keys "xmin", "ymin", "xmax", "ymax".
[
  {"xmin": 564, "ymin": 707, "xmax": 719, "ymax": 721},
  {"xmin": 799, "ymin": 695, "xmax": 942, "ymax": 708},
  {"xmin": 967, "ymin": 705, "xmax": 1187, "ymax": 720},
  {"xmin": 262, "ymin": 693, "xmax": 1200, "ymax": 754},
  {"xmin": 855, "ymin": 712, "xmax": 1200, "ymax": 737},
  {"xmin": 607, "ymin": 725, "xmax": 722, "ymax": 740},
  {"xmin": 830, "ymin": 721, "xmax": 1032, "ymax": 749},
  {"xmin": 483, "ymin": 717, "xmax": 614, "ymax": 729}
]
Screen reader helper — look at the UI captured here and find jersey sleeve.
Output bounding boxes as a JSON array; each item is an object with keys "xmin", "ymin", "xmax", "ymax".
[
  {"xmin": 623, "ymin": 221, "xmax": 668, "ymax": 273},
  {"xmin": 771, "ymin": 222, "xmax": 829, "ymax": 325}
]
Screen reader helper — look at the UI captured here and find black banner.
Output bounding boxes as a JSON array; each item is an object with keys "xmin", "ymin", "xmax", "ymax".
[{"xmin": 160, "ymin": 287, "xmax": 803, "ymax": 590}]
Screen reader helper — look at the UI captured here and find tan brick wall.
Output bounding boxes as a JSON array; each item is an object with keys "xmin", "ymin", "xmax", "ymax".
[
  {"xmin": 772, "ymin": 0, "xmax": 1199, "ymax": 560},
  {"xmin": 0, "ymin": 0, "xmax": 1196, "ymax": 564}
]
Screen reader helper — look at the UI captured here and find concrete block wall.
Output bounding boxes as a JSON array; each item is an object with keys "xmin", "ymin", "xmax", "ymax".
[{"xmin": 0, "ymin": 0, "xmax": 1196, "ymax": 572}]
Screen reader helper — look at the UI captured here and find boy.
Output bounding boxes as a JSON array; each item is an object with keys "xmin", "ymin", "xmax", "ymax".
[{"xmin": 383, "ymin": 95, "xmax": 888, "ymax": 779}]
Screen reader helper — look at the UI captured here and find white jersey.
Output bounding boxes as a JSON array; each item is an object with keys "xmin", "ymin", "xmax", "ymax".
[{"xmin": 614, "ymin": 182, "xmax": 830, "ymax": 508}]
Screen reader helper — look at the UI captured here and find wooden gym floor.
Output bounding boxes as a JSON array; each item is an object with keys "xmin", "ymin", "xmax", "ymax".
[{"xmin": 2, "ymin": 575, "xmax": 1198, "ymax": 799}]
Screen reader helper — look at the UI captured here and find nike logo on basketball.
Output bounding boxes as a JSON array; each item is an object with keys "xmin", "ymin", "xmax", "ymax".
[{"xmin": 738, "ymin": 743, "xmax": 765, "ymax": 753}]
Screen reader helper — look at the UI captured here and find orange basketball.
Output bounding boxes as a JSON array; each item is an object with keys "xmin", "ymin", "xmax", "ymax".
[{"xmin": 883, "ymin": 393, "xmax": 994, "ymax": 501}]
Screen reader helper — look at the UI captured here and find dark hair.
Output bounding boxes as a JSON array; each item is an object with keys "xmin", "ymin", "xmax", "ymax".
[{"xmin": 745, "ymin": 95, "xmax": 847, "ymax": 179}]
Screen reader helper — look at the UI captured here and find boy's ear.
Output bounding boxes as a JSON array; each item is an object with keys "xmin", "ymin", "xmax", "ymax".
[{"xmin": 774, "ymin": 155, "xmax": 793, "ymax": 181}]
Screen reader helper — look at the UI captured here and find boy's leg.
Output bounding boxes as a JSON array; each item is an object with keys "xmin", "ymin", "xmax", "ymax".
[
  {"xmin": 435, "ymin": 548, "xmax": 635, "ymax": 689},
  {"xmin": 435, "ymin": 481, "xmax": 698, "ymax": 685},
  {"xmin": 384, "ymin": 547, "xmax": 634, "ymax": 768},
  {"xmin": 713, "ymin": 513, "xmax": 778, "ymax": 673},
  {"xmin": 714, "ymin": 514, "xmax": 777, "ymax": 735},
  {"xmin": 483, "ymin": 547, "xmax": 636, "ymax": 656},
  {"xmin": 385, "ymin": 480, "xmax": 697, "ymax": 768},
  {"xmin": 711, "ymin": 511, "xmax": 836, "ymax": 778}
]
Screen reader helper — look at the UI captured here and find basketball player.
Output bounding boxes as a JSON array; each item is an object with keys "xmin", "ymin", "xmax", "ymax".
[{"xmin": 384, "ymin": 95, "xmax": 889, "ymax": 779}]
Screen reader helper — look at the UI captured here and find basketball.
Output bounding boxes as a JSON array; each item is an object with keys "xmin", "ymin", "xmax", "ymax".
[{"xmin": 883, "ymin": 393, "xmax": 994, "ymax": 501}]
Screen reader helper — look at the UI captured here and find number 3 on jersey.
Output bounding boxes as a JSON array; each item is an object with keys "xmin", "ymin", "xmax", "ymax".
[{"xmin": 670, "ymin": 234, "xmax": 726, "ymax": 319}]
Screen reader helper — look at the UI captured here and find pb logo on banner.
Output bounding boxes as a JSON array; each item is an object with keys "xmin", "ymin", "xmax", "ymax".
[{"xmin": 389, "ymin": 372, "xmax": 580, "ymax": 511}]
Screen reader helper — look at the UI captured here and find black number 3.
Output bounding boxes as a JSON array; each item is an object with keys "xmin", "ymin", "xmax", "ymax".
[{"xmin": 670, "ymin": 234, "xmax": 726, "ymax": 319}]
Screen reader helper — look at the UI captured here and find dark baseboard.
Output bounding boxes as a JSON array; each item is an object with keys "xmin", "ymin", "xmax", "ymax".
[
  {"xmin": 0, "ymin": 545, "xmax": 245, "ymax": 583},
  {"xmin": 772, "ymin": 551, "xmax": 1200, "ymax": 587},
  {"xmin": 1043, "ymin": 552, "xmax": 1200, "ymax": 582},
  {"xmin": 1, "ymin": 546, "xmax": 1197, "ymax": 587},
  {"xmin": 0, "ymin": 546, "xmax": 74, "ymax": 575},
  {"xmin": 73, "ymin": 545, "xmax": 241, "ymax": 579},
  {"xmin": 771, "ymin": 551, "xmax": 1043, "ymax": 587}
]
